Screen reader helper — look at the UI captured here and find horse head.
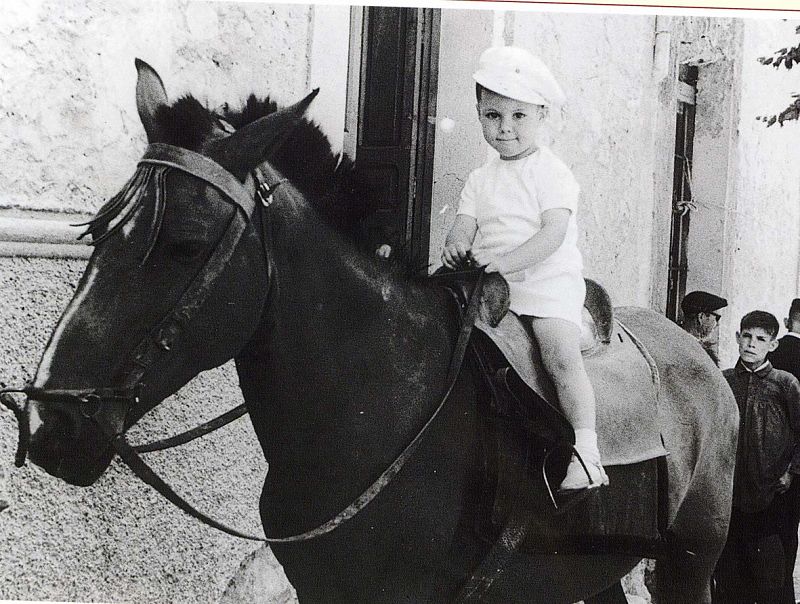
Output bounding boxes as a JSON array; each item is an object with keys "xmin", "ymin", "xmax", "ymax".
[{"xmin": 25, "ymin": 59, "xmax": 317, "ymax": 486}]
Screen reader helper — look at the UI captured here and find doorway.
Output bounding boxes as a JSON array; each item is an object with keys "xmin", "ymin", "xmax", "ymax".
[{"xmin": 345, "ymin": 6, "xmax": 440, "ymax": 269}]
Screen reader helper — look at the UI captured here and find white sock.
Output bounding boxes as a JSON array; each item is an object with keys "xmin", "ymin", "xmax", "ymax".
[{"xmin": 574, "ymin": 428, "xmax": 601, "ymax": 459}]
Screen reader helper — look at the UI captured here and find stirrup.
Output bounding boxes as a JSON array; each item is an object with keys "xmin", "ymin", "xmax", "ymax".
[{"xmin": 542, "ymin": 444, "xmax": 603, "ymax": 514}]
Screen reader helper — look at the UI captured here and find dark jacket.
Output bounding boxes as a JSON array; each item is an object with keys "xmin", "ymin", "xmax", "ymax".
[
  {"xmin": 723, "ymin": 360, "xmax": 800, "ymax": 512},
  {"xmin": 769, "ymin": 333, "xmax": 800, "ymax": 383}
]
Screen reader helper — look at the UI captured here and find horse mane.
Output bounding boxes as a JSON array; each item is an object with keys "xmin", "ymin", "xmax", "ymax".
[
  {"xmin": 171, "ymin": 95, "xmax": 425, "ymax": 274},
  {"xmin": 155, "ymin": 94, "xmax": 383, "ymax": 240}
]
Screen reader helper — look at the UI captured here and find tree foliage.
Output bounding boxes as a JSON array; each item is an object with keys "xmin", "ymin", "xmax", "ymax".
[{"xmin": 756, "ymin": 25, "xmax": 800, "ymax": 126}]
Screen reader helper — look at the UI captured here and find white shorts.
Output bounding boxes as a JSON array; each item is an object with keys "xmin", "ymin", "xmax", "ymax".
[{"xmin": 508, "ymin": 271, "xmax": 585, "ymax": 329}]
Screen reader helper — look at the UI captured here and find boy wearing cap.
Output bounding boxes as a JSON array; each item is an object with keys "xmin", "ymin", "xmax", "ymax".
[
  {"xmin": 680, "ymin": 290, "xmax": 728, "ymax": 366},
  {"xmin": 441, "ymin": 46, "xmax": 608, "ymax": 493},
  {"xmin": 714, "ymin": 311, "xmax": 800, "ymax": 603}
]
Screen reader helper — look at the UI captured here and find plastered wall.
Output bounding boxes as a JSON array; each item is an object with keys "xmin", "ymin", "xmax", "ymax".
[
  {"xmin": 718, "ymin": 18, "xmax": 800, "ymax": 366},
  {"xmin": 431, "ymin": 9, "xmax": 800, "ymax": 366},
  {"xmin": 0, "ymin": 0, "xmax": 320, "ymax": 215},
  {"xmin": 673, "ymin": 16, "xmax": 800, "ymax": 367}
]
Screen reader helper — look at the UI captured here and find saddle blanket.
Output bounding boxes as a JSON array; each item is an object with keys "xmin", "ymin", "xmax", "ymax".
[{"xmin": 475, "ymin": 312, "xmax": 668, "ymax": 466}]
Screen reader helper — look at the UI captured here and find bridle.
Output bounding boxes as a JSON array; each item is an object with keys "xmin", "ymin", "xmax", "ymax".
[{"xmin": 1, "ymin": 143, "xmax": 486, "ymax": 544}]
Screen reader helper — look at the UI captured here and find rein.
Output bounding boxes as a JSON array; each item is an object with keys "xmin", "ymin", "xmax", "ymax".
[{"xmin": 1, "ymin": 144, "xmax": 487, "ymax": 544}]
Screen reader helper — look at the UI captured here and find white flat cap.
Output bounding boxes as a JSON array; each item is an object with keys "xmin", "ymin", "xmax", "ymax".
[{"xmin": 473, "ymin": 46, "xmax": 566, "ymax": 107}]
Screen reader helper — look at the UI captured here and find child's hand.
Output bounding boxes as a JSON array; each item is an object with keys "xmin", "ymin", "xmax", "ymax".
[
  {"xmin": 470, "ymin": 249, "xmax": 505, "ymax": 274},
  {"xmin": 441, "ymin": 243, "xmax": 473, "ymax": 269}
]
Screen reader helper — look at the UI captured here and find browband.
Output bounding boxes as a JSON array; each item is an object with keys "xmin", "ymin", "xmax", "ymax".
[{"xmin": 140, "ymin": 143, "xmax": 256, "ymax": 219}]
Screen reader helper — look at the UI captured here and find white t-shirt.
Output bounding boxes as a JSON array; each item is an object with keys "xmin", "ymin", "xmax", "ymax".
[{"xmin": 457, "ymin": 146, "xmax": 585, "ymax": 325}]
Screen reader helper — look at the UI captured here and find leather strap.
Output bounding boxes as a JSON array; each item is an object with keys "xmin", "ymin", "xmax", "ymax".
[
  {"xmin": 133, "ymin": 404, "xmax": 248, "ymax": 453},
  {"xmin": 106, "ymin": 270, "xmax": 487, "ymax": 544},
  {"xmin": 124, "ymin": 211, "xmax": 248, "ymax": 388},
  {"xmin": 140, "ymin": 144, "xmax": 256, "ymax": 218},
  {"xmin": 125, "ymin": 144, "xmax": 259, "ymax": 389},
  {"xmin": 8, "ymin": 143, "xmax": 490, "ymax": 546},
  {"xmin": 0, "ymin": 389, "xmax": 30, "ymax": 468}
]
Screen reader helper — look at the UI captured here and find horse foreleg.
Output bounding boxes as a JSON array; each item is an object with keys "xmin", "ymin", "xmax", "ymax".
[{"xmin": 651, "ymin": 552, "xmax": 715, "ymax": 604}]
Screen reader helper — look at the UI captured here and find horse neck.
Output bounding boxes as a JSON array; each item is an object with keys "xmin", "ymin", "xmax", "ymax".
[{"xmin": 240, "ymin": 191, "xmax": 458, "ymax": 504}]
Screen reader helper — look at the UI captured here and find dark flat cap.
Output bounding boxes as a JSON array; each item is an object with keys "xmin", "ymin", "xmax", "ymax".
[{"xmin": 681, "ymin": 291, "xmax": 728, "ymax": 315}]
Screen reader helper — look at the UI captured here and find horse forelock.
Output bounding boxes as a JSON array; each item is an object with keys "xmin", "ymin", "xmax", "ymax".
[
  {"xmin": 155, "ymin": 96, "xmax": 218, "ymax": 151},
  {"xmin": 80, "ymin": 165, "xmax": 151, "ymax": 242}
]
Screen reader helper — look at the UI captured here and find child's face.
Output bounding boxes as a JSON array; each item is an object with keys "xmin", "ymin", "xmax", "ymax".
[
  {"xmin": 736, "ymin": 326, "xmax": 778, "ymax": 368},
  {"xmin": 476, "ymin": 89, "xmax": 546, "ymax": 160}
]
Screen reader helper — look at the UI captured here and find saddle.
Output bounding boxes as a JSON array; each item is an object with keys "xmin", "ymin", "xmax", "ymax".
[{"xmin": 433, "ymin": 269, "xmax": 670, "ymax": 600}]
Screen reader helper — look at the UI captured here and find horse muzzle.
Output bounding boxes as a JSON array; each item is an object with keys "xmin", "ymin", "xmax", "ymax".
[{"xmin": 3, "ymin": 385, "xmax": 134, "ymax": 485}]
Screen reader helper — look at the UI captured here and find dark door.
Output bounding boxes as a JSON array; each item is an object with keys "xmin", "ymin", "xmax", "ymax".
[{"xmin": 354, "ymin": 7, "xmax": 440, "ymax": 269}]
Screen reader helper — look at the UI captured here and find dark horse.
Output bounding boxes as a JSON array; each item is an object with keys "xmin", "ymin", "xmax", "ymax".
[{"xmin": 16, "ymin": 60, "xmax": 738, "ymax": 602}]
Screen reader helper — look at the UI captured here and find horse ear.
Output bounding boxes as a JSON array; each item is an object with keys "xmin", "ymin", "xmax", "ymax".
[
  {"xmin": 135, "ymin": 58, "xmax": 169, "ymax": 142},
  {"xmin": 207, "ymin": 88, "xmax": 320, "ymax": 175}
]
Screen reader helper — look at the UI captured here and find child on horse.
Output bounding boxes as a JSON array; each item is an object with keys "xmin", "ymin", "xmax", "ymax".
[{"xmin": 441, "ymin": 46, "xmax": 608, "ymax": 493}]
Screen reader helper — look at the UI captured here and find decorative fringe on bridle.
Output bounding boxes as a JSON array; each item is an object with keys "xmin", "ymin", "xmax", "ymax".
[{"xmin": 73, "ymin": 164, "xmax": 170, "ymax": 266}]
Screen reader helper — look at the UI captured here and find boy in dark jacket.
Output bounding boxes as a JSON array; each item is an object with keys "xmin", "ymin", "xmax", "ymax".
[{"xmin": 714, "ymin": 310, "xmax": 800, "ymax": 603}]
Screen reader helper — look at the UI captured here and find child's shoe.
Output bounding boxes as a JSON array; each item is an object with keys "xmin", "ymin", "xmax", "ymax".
[
  {"xmin": 558, "ymin": 428, "xmax": 609, "ymax": 493},
  {"xmin": 558, "ymin": 453, "xmax": 609, "ymax": 492}
]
